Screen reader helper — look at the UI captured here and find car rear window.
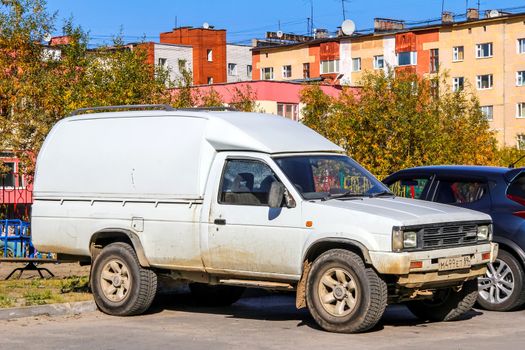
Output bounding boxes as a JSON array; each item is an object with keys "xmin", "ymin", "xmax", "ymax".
[
  {"xmin": 435, "ymin": 180, "xmax": 487, "ymax": 204},
  {"xmin": 507, "ymin": 172, "xmax": 525, "ymax": 198}
]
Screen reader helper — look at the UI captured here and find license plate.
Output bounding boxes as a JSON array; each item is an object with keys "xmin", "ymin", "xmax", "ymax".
[{"xmin": 438, "ymin": 256, "xmax": 471, "ymax": 271}]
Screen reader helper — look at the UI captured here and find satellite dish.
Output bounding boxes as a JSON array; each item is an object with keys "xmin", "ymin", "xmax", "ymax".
[
  {"xmin": 202, "ymin": 22, "xmax": 210, "ymax": 29},
  {"xmin": 43, "ymin": 33, "xmax": 52, "ymax": 42},
  {"xmin": 276, "ymin": 30, "xmax": 283, "ymax": 38},
  {"xmin": 489, "ymin": 9, "xmax": 500, "ymax": 18},
  {"xmin": 341, "ymin": 19, "xmax": 356, "ymax": 36}
]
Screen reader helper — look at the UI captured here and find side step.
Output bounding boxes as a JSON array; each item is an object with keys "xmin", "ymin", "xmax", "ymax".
[{"xmin": 218, "ymin": 279, "xmax": 295, "ymax": 291}]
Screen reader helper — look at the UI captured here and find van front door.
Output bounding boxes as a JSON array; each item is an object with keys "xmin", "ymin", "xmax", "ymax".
[{"xmin": 205, "ymin": 157, "xmax": 305, "ymax": 278}]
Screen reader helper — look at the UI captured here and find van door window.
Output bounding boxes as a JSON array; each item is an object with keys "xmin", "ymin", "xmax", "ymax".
[
  {"xmin": 388, "ymin": 177, "xmax": 430, "ymax": 199},
  {"xmin": 434, "ymin": 180, "xmax": 488, "ymax": 204},
  {"xmin": 219, "ymin": 159, "xmax": 278, "ymax": 206}
]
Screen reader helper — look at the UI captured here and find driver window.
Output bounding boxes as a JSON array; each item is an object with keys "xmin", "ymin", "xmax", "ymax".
[{"xmin": 219, "ymin": 159, "xmax": 278, "ymax": 206}]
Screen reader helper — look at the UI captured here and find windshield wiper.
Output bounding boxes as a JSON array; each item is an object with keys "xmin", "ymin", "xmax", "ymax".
[
  {"xmin": 321, "ymin": 191, "xmax": 365, "ymax": 201},
  {"xmin": 368, "ymin": 190, "xmax": 395, "ymax": 198}
]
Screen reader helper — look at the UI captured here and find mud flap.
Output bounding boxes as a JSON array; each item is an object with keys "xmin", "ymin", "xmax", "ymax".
[{"xmin": 295, "ymin": 260, "xmax": 312, "ymax": 309}]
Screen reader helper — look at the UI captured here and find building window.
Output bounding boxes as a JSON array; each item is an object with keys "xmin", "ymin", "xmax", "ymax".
[
  {"xmin": 158, "ymin": 58, "xmax": 167, "ymax": 67},
  {"xmin": 303, "ymin": 63, "xmax": 310, "ymax": 78},
  {"xmin": 373, "ymin": 55, "xmax": 384, "ymax": 69},
  {"xmin": 518, "ymin": 134, "xmax": 525, "ymax": 150},
  {"xmin": 518, "ymin": 103, "xmax": 525, "ymax": 118},
  {"xmin": 261, "ymin": 67, "xmax": 274, "ymax": 80},
  {"xmin": 480, "ymin": 106, "xmax": 493, "ymax": 121},
  {"xmin": 277, "ymin": 103, "xmax": 299, "ymax": 121},
  {"xmin": 517, "ymin": 71, "xmax": 525, "ymax": 86},
  {"xmin": 476, "ymin": 43, "xmax": 493, "ymax": 58},
  {"xmin": 452, "ymin": 77, "xmax": 464, "ymax": 92},
  {"xmin": 227, "ymin": 63, "xmax": 238, "ymax": 76},
  {"xmin": 282, "ymin": 65, "xmax": 292, "ymax": 78},
  {"xmin": 207, "ymin": 49, "xmax": 213, "ymax": 62},
  {"xmin": 518, "ymin": 39, "xmax": 525, "ymax": 54},
  {"xmin": 0, "ymin": 162, "xmax": 16, "ymax": 188},
  {"xmin": 320, "ymin": 60, "xmax": 340, "ymax": 74},
  {"xmin": 430, "ymin": 48, "xmax": 439, "ymax": 73},
  {"xmin": 397, "ymin": 51, "xmax": 417, "ymax": 66},
  {"xmin": 476, "ymin": 74, "xmax": 493, "ymax": 90},
  {"xmin": 178, "ymin": 59, "xmax": 187, "ymax": 71},
  {"xmin": 352, "ymin": 58, "xmax": 361, "ymax": 72},
  {"xmin": 207, "ymin": 77, "xmax": 213, "ymax": 84},
  {"xmin": 453, "ymin": 46, "xmax": 464, "ymax": 62},
  {"xmin": 247, "ymin": 65, "xmax": 252, "ymax": 77}
]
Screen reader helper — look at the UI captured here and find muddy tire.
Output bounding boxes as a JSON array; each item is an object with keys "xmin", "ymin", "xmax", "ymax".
[
  {"xmin": 189, "ymin": 283, "xmax": 245, "ymax": 306},
  {"xmin": 406, "ymin": 279, "xmax": 478, "ymax": 322},
  {"xmin": 91, "ymin": 242, "xmax": 157, "ymax": 316},
  {"xmin": 477, "ymin": 250, "xmax": 525, "ymax": 311},
  {"xmin": 306, "ymin": 249, "xmax": 387, "ymax": 333}
]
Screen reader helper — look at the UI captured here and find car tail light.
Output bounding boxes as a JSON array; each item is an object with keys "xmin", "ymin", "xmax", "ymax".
[
  {"xmin": 512, "ymin": 211, "xmax": 525, "ymax": 219},
  {"xmin": 507, "ymin": 194, "xmax": 525, "ymax": 206}
]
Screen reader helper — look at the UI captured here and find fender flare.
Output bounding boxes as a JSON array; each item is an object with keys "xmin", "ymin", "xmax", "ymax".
[
  {"xmin": 302, "ymin": 237, "xmax": 372, "ymax": 264},
  {"xmin": 89, "ymin": 228, "xmax": 150, "ymax": 267}
]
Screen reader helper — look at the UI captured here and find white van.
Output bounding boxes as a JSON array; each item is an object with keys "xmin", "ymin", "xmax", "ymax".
[{"xmin": 32, "ymin": 105, "xmax": 497, "ymax": 333}]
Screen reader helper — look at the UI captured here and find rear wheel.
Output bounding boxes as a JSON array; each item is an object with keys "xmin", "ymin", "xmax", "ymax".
[
  {"xmin": 406, "ymin": 279, "xmax": 478, "ymax": 322},
  {"xmin": 91, "ymin": 242, "xmax": 157, "ymax": 316},
  {"xmin": 189, "ymin": 283, "xmax": 245, "ymax": 306},
  {"xmin": 477, "ymin": 250, "xmax": 525, "ymax": 311},
  {"xmin": 305, "ymin": 249, "xmax": 387, "ymax": 333}
]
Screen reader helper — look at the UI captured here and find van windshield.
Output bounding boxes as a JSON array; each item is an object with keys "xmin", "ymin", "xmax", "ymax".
[{"xmin": 273, "ymin": 155, "xmax": 391, "ymax": 200}]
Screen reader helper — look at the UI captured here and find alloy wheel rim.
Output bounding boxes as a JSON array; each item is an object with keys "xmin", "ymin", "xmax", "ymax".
[
  {"xmin": 100, "ymin": 259, "xmax": 131, "ymax": 302},
  {"xmin": 478, "ymin": 258, "xmax": 514, "ymax": 304},
  {"xmin": 318, "ymin": 267, "xmax": 358, "ymax": 317}
]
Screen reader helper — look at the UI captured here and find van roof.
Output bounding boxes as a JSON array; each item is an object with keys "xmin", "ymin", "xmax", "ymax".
[{"xmin": 66, "ymin": 110, "xmax": 343, "ymax": 154}]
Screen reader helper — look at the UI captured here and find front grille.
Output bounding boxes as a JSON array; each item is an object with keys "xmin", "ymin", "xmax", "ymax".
[{"xmin": 420, "ymin": 224, "xmax": 478, "ymax": 249}]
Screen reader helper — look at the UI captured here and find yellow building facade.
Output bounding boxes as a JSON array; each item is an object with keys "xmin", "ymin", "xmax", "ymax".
[{"xmin": 439, "ymin": 15, "xmax": 525, "ymax": 147}]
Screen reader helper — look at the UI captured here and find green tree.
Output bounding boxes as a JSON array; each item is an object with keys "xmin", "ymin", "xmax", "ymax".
[{"xmin": 300, "ymin": 70, "xmax": 497, "ymax": 175}]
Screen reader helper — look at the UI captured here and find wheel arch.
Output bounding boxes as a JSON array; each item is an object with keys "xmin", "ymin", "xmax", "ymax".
[
  {"xmin": 89, "ymin": 228, "xmax": 150, "ymax": 267},
  {"xmin": 302, "ymin": 238, "xmax": 372, "ymax": 265},
  {"xmin": 493, "ymin": 237, "xmax": 525, "ymax": 268}
]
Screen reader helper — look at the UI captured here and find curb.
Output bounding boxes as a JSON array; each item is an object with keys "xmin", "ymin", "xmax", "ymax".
[{"xmin": 0, "ymin": 300, "xmax": 97, "ymax": 320}]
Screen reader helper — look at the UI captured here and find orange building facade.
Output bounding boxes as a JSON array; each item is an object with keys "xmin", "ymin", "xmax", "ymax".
[{"xmin": 160, "ymin": 27, "xmax": 227, "ymax": 85}]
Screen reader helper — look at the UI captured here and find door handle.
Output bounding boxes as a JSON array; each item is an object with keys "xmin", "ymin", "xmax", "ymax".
[{"xmin": 214, "ymin": 218, "xmax": 226, "ymax": 225}]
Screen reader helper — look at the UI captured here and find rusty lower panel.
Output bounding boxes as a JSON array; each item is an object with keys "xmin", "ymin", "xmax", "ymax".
[
  {"xmin": 397, "ymin": 265, "xmax": 487, "ymax": 289},
  {"xmin": 295, "ymin": 260, "xmax": 311, "ymax": 309}
]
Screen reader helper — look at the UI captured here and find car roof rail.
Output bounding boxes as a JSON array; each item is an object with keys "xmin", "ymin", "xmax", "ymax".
[
  {"xmin": 68, "ymin": 104, "xmax": 175, "ymax": 116},
  {"xmin": 174, "ymin": 106, "xmax": 239, "ymax": 112}
]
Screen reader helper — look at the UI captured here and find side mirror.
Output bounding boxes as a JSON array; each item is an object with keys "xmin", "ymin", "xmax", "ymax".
[{"xmin": 268, "ymin": 181, "xmax": 285, "ymax": 208}]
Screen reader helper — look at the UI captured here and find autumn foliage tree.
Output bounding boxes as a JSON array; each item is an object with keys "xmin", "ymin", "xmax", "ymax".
[
  {"xmin": 301, "ymin": 70, "xmax": 498, "ymax": 175},
  {"xmin": 0, "ymin": 0, "xmax": 173, "ymax": 173}
]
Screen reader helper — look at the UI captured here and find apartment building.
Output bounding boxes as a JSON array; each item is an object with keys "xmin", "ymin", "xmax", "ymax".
[
  {"xmin": 251, "ymin": 10, "xmax": 525, "ymax": 147},
  {"xmin": 226, "ymin": 44, "xmax": 253, "ymax": 82}
]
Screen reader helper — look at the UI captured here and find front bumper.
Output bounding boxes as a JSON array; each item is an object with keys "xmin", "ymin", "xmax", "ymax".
[{"xmin": 369, "ymin": 243, "xmax": 498, "ymax": 288}]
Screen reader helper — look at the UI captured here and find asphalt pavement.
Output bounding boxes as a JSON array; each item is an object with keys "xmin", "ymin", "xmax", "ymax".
[{"xmin": 1, "ymin": 291, "xmax": 524, "ymax": 350}]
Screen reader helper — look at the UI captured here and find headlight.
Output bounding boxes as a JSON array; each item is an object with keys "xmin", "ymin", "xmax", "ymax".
[
  {"xmin": 392, "ymin": 228, "xmax": 418, "ymax": 251},
  {"xmin": 403, "ymin": 231, "xmax": 417, "ymax": 248},
  {"xmin": 477, "ymin": 225, "xmax": 491, "ymax": 241}
]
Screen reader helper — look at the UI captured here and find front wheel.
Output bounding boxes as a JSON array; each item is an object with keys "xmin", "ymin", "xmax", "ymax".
[
  {"xmin": 477, "ymin": 250, "xmax": 525, "ymax": 311},
  {"xmin": 406, "ymin": 279, "xmax": 478, "ymax": 322},
  {"xmin": 91, "ymin": 242, "xmax": 157, "ymax": 316},
  {"xmin": 306, "ymin": 249, "xmax": 387, "ymax": 333}
]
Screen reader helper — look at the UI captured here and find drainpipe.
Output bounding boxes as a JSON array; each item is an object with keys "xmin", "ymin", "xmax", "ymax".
[{"xmin": 503, "ymin": 20, "xmax": 507, "ymax": 147}]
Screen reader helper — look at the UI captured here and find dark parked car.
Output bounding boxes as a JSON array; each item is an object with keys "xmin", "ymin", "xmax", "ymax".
[{"xmin": 383, "ymin": 165, "xmax": 525, "ymax": 311}]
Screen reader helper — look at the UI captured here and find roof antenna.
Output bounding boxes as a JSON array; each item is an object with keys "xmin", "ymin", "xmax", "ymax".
[{"xmin": 509, "ymin": 153, "xmax": 525, "ymax": 168}]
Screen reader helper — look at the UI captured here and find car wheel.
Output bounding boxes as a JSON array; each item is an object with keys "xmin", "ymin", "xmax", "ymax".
[
  {"xmin": 189, "ymin": 283, "xmax": 245, "ymax": 306},
  {"xmin": 306, "ymin": 249, "xmax": 387, "ymax": 333},
  {"xmin": 406, "ymin": 279, "xmax": 478, "ymax": 321},
  {"xmin": 477, "ymin": 249, "xmax": 525, "ymax": 311},
  {"xmin": 91, "ymin": 242, "xmax": 157, "ymax": 316}
]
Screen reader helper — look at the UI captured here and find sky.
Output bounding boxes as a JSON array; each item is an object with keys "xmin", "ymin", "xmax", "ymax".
[{"xmin": 45, "ymin": 0, "xmax": 525, "ymax": 46}]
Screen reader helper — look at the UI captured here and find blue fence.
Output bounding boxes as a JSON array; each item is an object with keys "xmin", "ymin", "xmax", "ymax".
[{"xmin": 0, "ymin": 219, "xmax": 34, "ymax": 258}]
